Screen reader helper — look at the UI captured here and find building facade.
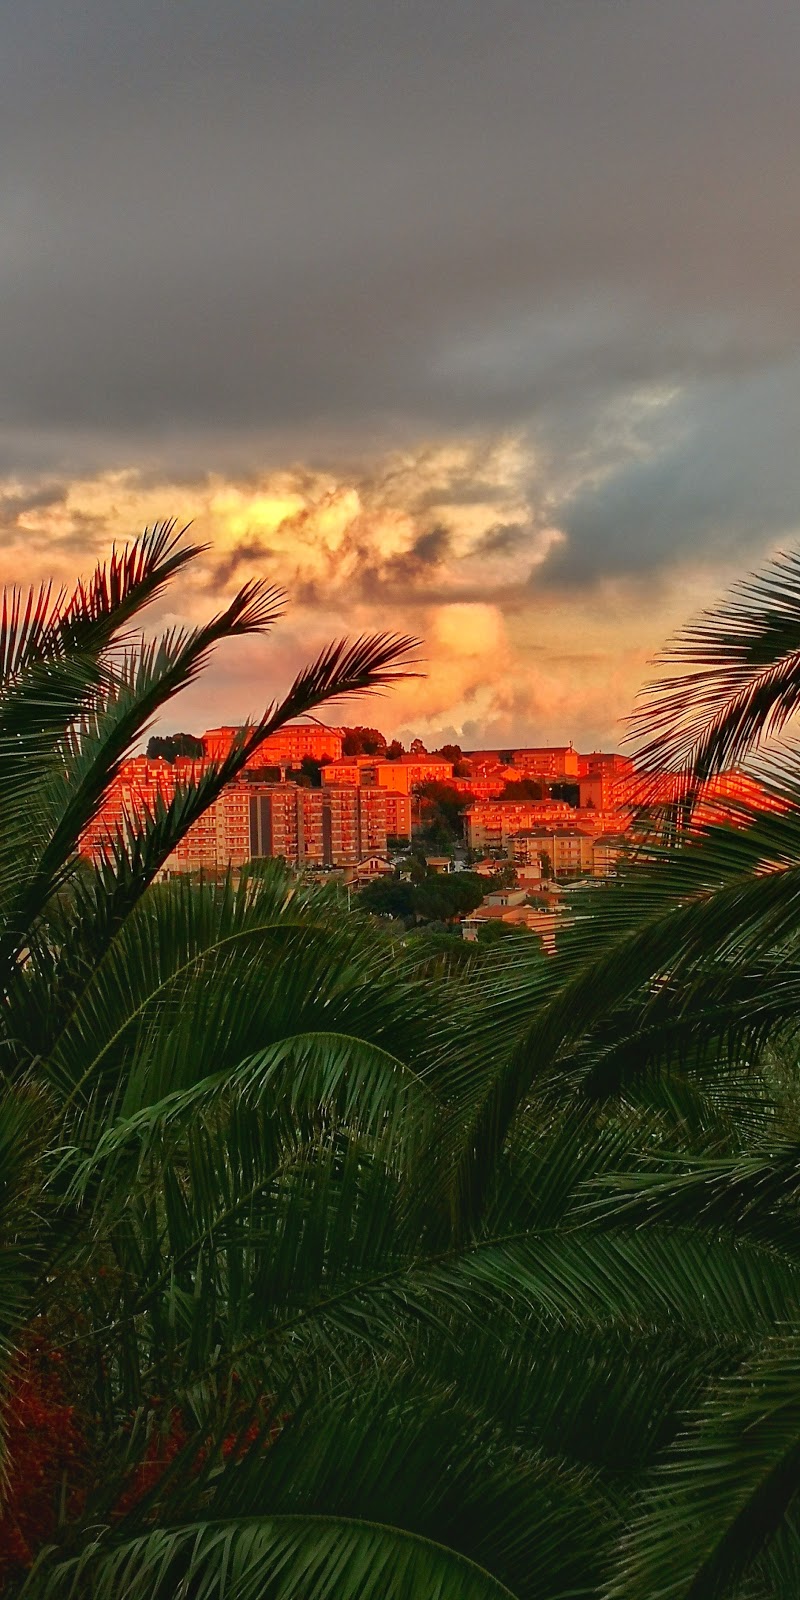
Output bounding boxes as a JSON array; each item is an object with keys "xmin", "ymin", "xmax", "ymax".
[{"xmin": 202, "ymin": 722, "xmax": 344, "ymax": 766}]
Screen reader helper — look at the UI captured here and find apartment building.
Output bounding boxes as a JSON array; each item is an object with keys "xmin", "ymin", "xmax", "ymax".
[
  {"xmin": 512, "ymin": 746, "xmax": 580, "ymax": 779},
  {"xmin": 464, "ymin": 799, "xmax": 576, "ymax": 854},
  {"xmin": 508, "ymin": 829, "xmax": 595, "ymax": 879},
  {"xmin": 578, "ymin": 751, "xmax": 635, "ymax": 779},
  {"xmin": 322, "ymin": 785, "xmax": 360, "ymax": 866},
  {"xmin": 169, "ymin": 783, "xmax": 253, "ymax": 873},
  {"xmin": 247, "ymin": 785, "xmax": 299, "ymax": 863},
  {"xmin": 364, "ymin": 755, "xmax": 454, "ymax": 794},
  {"xmin": 383, "ymin": 791, "xmax": 412, "ymax": 841},
  {"xmin": 357, "ymin": 787, "xmax": 389, "ymax": 857},
  {"xmin": 321, "ymin": 756, "xmax": 374, "ymax": 786},
  {"xmin": 448, "ymin": 774, "xmax": 508, "ymax": 800},
  {"xmin": 201, "ymin": 722, "xmax": 343, "ymax": 767},
  {"xmin": 82, "ymin": 755, "xmax": 177, "ymax": 857},
  {"xmin": 508, "ymin": 828, "xmax": 626, "ymax": 880}
]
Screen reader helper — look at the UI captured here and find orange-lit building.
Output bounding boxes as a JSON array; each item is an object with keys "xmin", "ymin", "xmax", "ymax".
[
  {"xmin": 449, "ymin": 774, "xmax": 508, "ymax": 801},
  {"xmin": 512, "ymin": 746, "xmax": 580, "ymax": 779},
  {"xmin": 384, "ymin": 791, "xmax": 412, "ymax": 842},
  {"xmin": 321, "ymin": 786, "xmax": 360, "ymax": 866},
  {"xmin": 365, "ymin": 755, "xmax": 454, "ymax": 794},
  {"xmin": 464, "ymin": 799, "xmax": 577, "ymax": 854},
  {"xmin": 508, "ymin": 827, "xmax": 626, "ymax": 879},
  {"xmin": 508, "ymin": 828, "xmax": 595, "ymax": 879},
  {"xmin": 577, "ymin": 751, "xmax": 635, "ymax": 779},
  {"xmin": 202, "ymin": 722, "xmax": 343, "ymax": 767},
  {"xmin": 322, "ymin": 756, "xmax": 373, "ymax": 786},
  {"xmin": 246, "ymin": 784, "xmax": 300, "ymax": 863},
  {"xmin": 82, "ymin": 756, "xmax": 178, "ymax": 858},
  {"xmin": 358, "ymin": 787, "xmax": 390, "ymax": 857}
]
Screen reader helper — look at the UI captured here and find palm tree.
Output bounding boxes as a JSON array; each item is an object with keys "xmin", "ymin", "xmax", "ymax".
[
  {"xmin": 0, "ymin": 525, "xmax": 655, "ymax": 1600},
  {"xmin": 10, "ymin": 528, "xmax": 800, "ymax": 1598},
  {"xmin": 434, "ymin": 549, "xmax": 800, "ymax": 1600}
]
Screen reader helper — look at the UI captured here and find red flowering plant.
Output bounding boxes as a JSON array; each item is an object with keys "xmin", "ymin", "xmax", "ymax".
[{"xmin": 0, "ymin": 1332, "xmax": 90, "ymax": 1585}]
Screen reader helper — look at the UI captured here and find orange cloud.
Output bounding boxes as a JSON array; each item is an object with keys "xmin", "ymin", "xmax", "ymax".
[{"xmin": 0, "ymin": 440, "xmax": 730, "ymax": 747}]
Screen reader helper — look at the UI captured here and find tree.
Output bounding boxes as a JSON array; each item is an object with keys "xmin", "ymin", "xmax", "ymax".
[
  {"xmin": 409, "ymin": 737, "xmax": 427, "ymax": 755},
  {"xmin": 385, "ymin": 739, "xmax": 405, "ymax": 760},
  {"xmin": 476, "ymin": 918, "xmax": 535, "ymax": 946},
  {"xmin": 341, "ymin": 725, "xmax": 387, "ymax": 756},
  {"xmin": 12, "ymin": 534, "xmax": 640, "ymax": 1600},
  {"xmin": 146, "ymin": 731, "xmax": 204, "ymax": 762},
  {"xmin": 448, "ymin": 548, "xmax": 800, "ymax": 1599},
  {"xmin": 386, "ymin": 832, "xmax": 411, "ymax": 852},
  {"xmin": 499, "ymin": 778, "xmax": 545, "ymax": 801},
  {"xmin": 435, "ymin": 743, "xmax": 463, "ymax": 763},
  {"xmin": 415, "ymin": 781, "xmax": 472, "ymax": 849},
  {"xmin": 10, "ymin": 531, "xmax": 800, "ymax": 1600},
  {"xmin": 357, "ymin": 875, "xmax": 416, "ymax": 920},
  {"xmin": 550, "ymin": 780, "xmax": 579, "ymax": 806},
  {"xmin": 412, "ymin": 871, "xmax": 486, "ymax": 923},
  {"xmin": 299, "ymin": 754, "xmax": 325, "ymax": 787}
]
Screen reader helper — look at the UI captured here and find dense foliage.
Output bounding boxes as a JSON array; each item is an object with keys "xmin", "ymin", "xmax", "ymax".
[
  {"xmin": 3, "ymin": 531, "xmax": 800, "ymax": 1597},
  {"xmin": 358, "ymin": 865, "xmax": 486, "ymax": 923}
]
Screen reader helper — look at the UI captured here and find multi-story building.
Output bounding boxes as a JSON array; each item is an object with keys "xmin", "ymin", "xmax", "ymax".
[
  {"xmin": 321, "ymin": 757, "xmax": 374, "ymax": 786},
  {"xmin": 365, "ymin": 756, "xmax": 454, "ymax": 794},
  {"xmin": 82, "ymin": 756, "xmax": 177, "ymax": 857},
  {"xmin": 592, "ymin": 835, "xmax": 627, "ymax": 877},
  {"xmin": 464, "ymin": 799, "xmax": 576, "ymax": 854},
  {"xmin": 247, "ymin": 784, "xmax": 299, "ymax": 863},
  {"xmin": 356, "ymin": 786, "xmax": 389, "ymax": 858},
  {"xmin": 508, "ymin": 827, "xmax": 626, "ymax": 880},
  {"xmin": 322, "ymin": 785, "xmax": 361, "ymax": 866},
  {"xmin": 448, "ymin": 774, "xmax": 508, "ymax": 801},
  {"xmin": 297, "ymin": 787, "xmax": 325, "ymax": 865},
  {"xmin": 512, "ymin": 746, "xmax": 580, "ymax": 780},
  {"xmin": 383, "ymin": 791, "xmax": 412, "ymax": 842},
  {"xmin": 578, "ymin": 762, "xmax": 635, "ymax": 812},
  {"xmin": 167, "ymin": 783, "xmax": 253, "ymax": 874},
  {"xmin": 577, "ymin": 751, "xmax": 635, "ymax": 780},
  {"xmin": 507, "ymin": 829, "xmax": 595, "ymax": 879},
  {"xmin": 202, "ymin": 722, "xmax": 343, "ymax": 767}
]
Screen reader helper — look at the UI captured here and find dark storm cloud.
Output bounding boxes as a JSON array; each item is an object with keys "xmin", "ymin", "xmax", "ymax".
[
  {"xmin": 476, "ymin": 522, "xmax": 531, "ymax": 557},
  {"xmin": 546, "ymin": 358, "xmax": 800, "ymax": 583},
  {"xmin": 209, "ymin": 538, "xmax": 275, "ymax": 590},
  {"xmin": 2, "ymin": 0, "xmax": 800, "ymax": 580}
]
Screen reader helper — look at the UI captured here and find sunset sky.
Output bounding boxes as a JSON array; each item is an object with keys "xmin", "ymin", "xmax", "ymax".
[{"xmin": 3, "ymin": 1, "xmax": 800, "ymax": 747}]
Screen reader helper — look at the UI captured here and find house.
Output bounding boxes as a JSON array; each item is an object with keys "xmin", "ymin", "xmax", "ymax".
[{"xmin": 349, "ymin": 855, "xmax": 394, "ymax": 882}]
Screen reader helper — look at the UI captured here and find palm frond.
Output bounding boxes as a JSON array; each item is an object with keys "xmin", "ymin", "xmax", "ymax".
[
  {"xmin": 28, "ymin": 1515, "xmax": 520, "ymax": 1600},
  {"xmin": 608, "ymin": 1335, "xmax": 800, "ymax": 1600},
  {"xmin": 630, "ymin": 549, "xmax": 800, "ymax": 781}
]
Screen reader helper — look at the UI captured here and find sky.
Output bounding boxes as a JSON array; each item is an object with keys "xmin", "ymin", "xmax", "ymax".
[{"xmin": 2, "ymin": 0, "xmax": 800, "ymax": 748}]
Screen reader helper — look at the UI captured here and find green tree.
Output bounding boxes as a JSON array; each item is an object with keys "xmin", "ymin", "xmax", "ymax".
[
  {"xmin": 386, "ymin": 832, "xmax": 411, "ymax": 852},
  {"xmin": 8, "ymin": 530, "xmax": 638, "ymax": 1600},
  {"xmin": 357, "ymin": 875, "xmax": 416, "ymax": 919},
  {"xmin": 412, "ymin": 871, "xmax": 486, "ymax": 922},
  {"xmin": 416, "ymin": 781, "xmax": 472, "ymax": 850},
  {"xmin": 299, "ymin": 753, "xmax": 325, "ymax": 786},
  {"xmin": 9, "ymin": 530, "xmax": 800, "ymax": 1600},
  {"xmin": 146, "ymin": 731, "xmax": 205, "ymax": 761},
  {"xmin": 446, "ymin": 549, "xmax": 800, "ymax": 1598},
  {"xmin": 341, "ymin": 725, "xmax": 387, "ymax": 756},
  {"xmin": 499, "ymin": 778, "xmax": 545, "ymax": 801}
]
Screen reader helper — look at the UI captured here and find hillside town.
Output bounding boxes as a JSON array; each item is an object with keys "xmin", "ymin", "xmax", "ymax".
[{"xmin": 81, "ymin": 721, "xmax": 769, "ymax": 945}]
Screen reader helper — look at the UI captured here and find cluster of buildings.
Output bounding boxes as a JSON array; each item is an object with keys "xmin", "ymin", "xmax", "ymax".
[
  {"xmin": 82, "ymin": 725, "xmax": 769, "ymax": 885},
  {"xmin": 460, "ymin": 749, "xmax": 770, "ymax": 878},
  {"xmin": 82, "ymin": 723, "xmax": 415, "ymax": 874}
]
